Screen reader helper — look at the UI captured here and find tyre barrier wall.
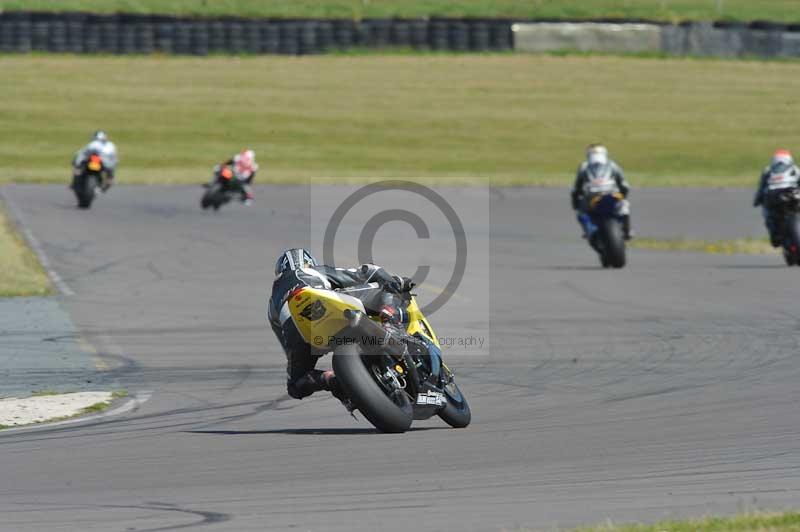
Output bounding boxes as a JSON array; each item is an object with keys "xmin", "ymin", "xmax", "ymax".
[
  {"xmin": 0, "ymin": 12, "xmax": 513, "ymax": 54},
  {"xmin": 512, "ymin": 21, "xmax": 800, "ymax": 58}
]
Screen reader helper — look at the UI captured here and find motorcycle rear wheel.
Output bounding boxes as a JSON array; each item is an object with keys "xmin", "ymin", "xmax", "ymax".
[
  {"xmin": 333, "ymin": 344, "xmax": 413, "ymax": 433},
  {"xmin": 76, "ymin": 175, "xmax": 98, "ymax": 209},
  {"xmin": 783, "ymin": 213, "xmax": 800, "ymax": 267}
]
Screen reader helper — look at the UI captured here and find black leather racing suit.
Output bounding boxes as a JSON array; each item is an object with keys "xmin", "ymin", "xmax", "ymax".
[{"xmin": 267, "ymin": 264, "xmax": 403, "ymax": 399}]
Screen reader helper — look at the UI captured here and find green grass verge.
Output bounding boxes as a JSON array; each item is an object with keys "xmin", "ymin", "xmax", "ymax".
[
  {"xmin": 0, "ymin": 201, "xmax": 52, "ymax": 297},
  {"xmin": 2, "ymin": 0, "xmax": 799, "ymax": 23},
  {"xmin": 631, "ymin": 237, "xmax": 777, "ymax": 254},
  {"xmin": 573, "ymin": 511, "xmax": 800, "ymax": 531},
  {"xmin": 1, "ymin": 54, "xmax": 798, "ymax": 187}
]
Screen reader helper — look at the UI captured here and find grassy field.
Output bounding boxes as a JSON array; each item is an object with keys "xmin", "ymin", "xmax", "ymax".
[
  {"xmin": 2, "ymin": 1, "xmax": 800, "ymax": 23},
  {"xmin": 0, "ymin": 202, "xmax": 52, "ymax": 297},
  {"xmin": 571, "ymin": 511, "xmax": 800, "ymax": 531},
  {"xmin": 1, "ymin": 54, "xmax": 799, "ymax": 187}
]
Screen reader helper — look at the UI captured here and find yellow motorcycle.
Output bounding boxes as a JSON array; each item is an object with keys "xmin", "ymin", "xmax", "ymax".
[{"xmin": 287, "ymin": 283, "xmax": 471, "ymax": 433}]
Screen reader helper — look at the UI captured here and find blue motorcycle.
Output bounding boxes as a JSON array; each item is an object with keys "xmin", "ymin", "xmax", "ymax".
[{"xmin": 580, "ymin": 193, "xmax": 627, "ymax": 269}]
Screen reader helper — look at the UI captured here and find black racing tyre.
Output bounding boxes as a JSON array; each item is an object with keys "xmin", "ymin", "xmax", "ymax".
[
  {"xmin": 200, "ymin": 187, "xmax": 214, "ymax": 209},
  {"xmin": 76, "ymin": 175, "xmax": 97, "ymax": 209},
  {"xmin": 438, "ymin": 379, "xmax": 471, "ymax": 428},
  {"xmin": 785, "ymin": 213, "xmax": 800, "ymax": 267},
  {"xmin": 332, "ymin": 344, "xmax": 413, "ymax": 433},
  {"xmin": 600, "ymin": 219, "xmax": 626, "ymax": 268}
]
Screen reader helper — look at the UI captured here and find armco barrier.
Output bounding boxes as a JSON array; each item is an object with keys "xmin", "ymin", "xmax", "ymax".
[{"xmin": 0, "ymin": 12, "xmax": 516, "ymax": 54}]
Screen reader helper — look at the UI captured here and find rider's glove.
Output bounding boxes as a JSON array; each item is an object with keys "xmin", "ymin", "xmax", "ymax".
[{"xmin": 386, "ymin": 275, "xmax": 415, "ymax": 294}]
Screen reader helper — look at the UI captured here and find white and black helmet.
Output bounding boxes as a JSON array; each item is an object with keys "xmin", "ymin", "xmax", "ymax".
[
  {"xmin": 275, "ymin": 248, "xmax": 318, "ymax": 276},
  {"xmin": 92, "ymin": 130, "xmax": 109, "ymax": 143}
]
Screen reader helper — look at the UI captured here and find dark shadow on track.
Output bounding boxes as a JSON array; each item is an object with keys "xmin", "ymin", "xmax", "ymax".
[
  {"xmin": 715, "ymin": 264, "xmax": 786, "ymax": 269},
  {"xmin": 186, "ymin": 427, "xmax": 449, "ymax": 436},
  {"xmin": 536, "ymin": 265, "xmax": 604, "ymax": 271}
]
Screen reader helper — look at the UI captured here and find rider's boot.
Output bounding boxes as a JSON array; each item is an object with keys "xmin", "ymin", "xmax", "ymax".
[
  {"xmin": 288, "ymin": 369, "xmax": 345, "ymax": 402},
  {"xmin": 622, "ymin": 215, "xmax": 634, "ymax": 241}
]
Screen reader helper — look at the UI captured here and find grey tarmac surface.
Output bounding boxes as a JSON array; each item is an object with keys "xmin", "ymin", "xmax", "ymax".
[{"xmin": 0, "ymin": 183, "xmax": 799, "ymax": 532}]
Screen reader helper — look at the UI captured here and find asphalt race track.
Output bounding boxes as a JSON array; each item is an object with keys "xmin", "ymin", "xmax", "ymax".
[{"xmin": 1, "ymin": 184, "xmax": 799, "ymax": 532}]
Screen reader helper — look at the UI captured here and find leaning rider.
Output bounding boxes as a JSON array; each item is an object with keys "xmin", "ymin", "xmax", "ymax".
[
  {"xmin": 753, "ymin": 149, "xmax": 800, "ymax": 247},
  {"xmin": 570, "ymin": 144, "xmax": 633, "ymax": 240},
  {"xmin": 71, "ymin": 130, "xmax": 118, "ymax": 191},
  {"xmin": 215, "ymin": 149, "xmax": 258, "ymax": 205},
  {"xmin": 267, "ymin": 248, "xmax": 414, "ymax": 400}
]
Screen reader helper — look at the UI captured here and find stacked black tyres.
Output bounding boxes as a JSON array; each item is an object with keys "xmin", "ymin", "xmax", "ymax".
[
  {"xmin": 0, "ymin": 13, "xmax": 517, "ymax": 55},
  {"xmin": 298, "ymin": 21, "xmax": 317, "ymax": 54},
  {"xmin": 83, "ymin": 15, "xmax": 102, "ymax": 53},
  {"xmin": 391, "ymin": 19, "xmax": 411, "ymax": 47},
  {"xmin": 429, "ymin": 20, "xmax": 449, "ymax": 49},
  {"xmin": 243, "ymin": 20, "xmax": 261, "ymax": 54},
  {"xmin": 154, "ymin": 17, "xmax": 174, "ymax": 54},
  {"xmin": 333, "ymin": 19, "xmax": 358, "ymax": 49},
  {"xmin": 191, "ymin": 20, "xmax": 209, "ymax": 56},
  {"xmin": 48, "ymin": 16, "xmax": 68, "ymax": 53},
  {"xmin": 208, "ymin": 20, "xmax": 225, "ymax": 53},
  {"xmin": 1, "ymin": 12, "xmax": 32, "ymax": 53},
  {"xmin": 279, "ymin": 22, "xmax": 299, "ymax": 55},
  {"xmin": 136, "ymin": 18, "xmax": 156, "ymax": 54},
  {"xmin": 228, "ymin": 20, "xmax": 247, "ymax": 53},
  {"xmin": 98, "ymin": 15, "xmax": 119, "ymax": 54},
  {"xmin": 316, "ymin": 21, "xmax": 335, "ymax": 52},
  {"xmin": 64, "ymin": 12, "xmax": 85, "ymax": 53},
  {"xmin": 469, "ymin": 20, "xmax": 491, "ymax": 51},
  {"xmin": 118, "ymin": 14, "xmax": 137, "ymax": 54},
  {"xmin": 173, "ymin": 20, "xmax": 192, "ymax": 54},
  {"xmin": 0, "ymin": 14, "xmax": 16, "ymax": 53},
  {"xmin": 409, "ymin": 20, "xmax": 428, "ymax": 49},
  {"xmin": 31, "ymin": 14, "xmax": 49, "ymax": 52},
  {"xmin": 260, "ymin": 21, "xmax": 280, "ymax": 54},
  {"xmin": 490, "ymin": 19, "xmax": 513, "ymax": 50},
  {"xmin": 363, "ymin": 19, "xmax": 391, "ymax": 48}
]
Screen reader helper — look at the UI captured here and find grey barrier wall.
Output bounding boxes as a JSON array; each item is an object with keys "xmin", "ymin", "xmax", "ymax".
[
  {"xmin": 512, "ymin": 21, "xmax": 800, "ymax": 58},
  {"xmin": 0, "ymin": 12, "xmax": 513, "ymax": 54}
]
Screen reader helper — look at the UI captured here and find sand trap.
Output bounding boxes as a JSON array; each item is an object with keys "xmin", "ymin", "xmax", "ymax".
[{"xmin": 0, "ymin": 391, "xmax": 114, "ymax": 427}]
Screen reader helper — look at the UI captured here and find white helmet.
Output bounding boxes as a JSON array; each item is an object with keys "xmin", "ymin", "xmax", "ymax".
[
  {"xmin": 92, "ymin": 130, "xmax": 108, "ymax": 143},
  {"xmin": 587, "ymin": 144, "xmax": 609, "ymax": 165}
]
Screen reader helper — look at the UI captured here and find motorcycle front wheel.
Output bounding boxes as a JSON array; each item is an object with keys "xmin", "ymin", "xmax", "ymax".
[
  {"xmin": 599, "ymin": 218, "xmax": 626, "ymax": 269},
  {"xmin": 438, "ymin": 379, "xmax": 471, "ymax": 428}
]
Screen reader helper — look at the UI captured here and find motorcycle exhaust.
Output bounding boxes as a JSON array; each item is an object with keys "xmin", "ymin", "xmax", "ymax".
[{"xmin": 343, "ymin": 309, "xmax": 406, "ymax": 358}]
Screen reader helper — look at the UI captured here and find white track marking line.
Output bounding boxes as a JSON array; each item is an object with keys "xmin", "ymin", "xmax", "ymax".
[
  {"xmin": 0, "ymin": 391, "xmax": 153, "ymax": 433},
  {"xmin": 0, "ymin": 187, "xmax": 75, "ymax": 296}
]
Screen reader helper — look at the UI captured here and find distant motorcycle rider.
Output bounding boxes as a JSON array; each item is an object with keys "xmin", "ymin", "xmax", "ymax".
[
  {"xmin": 267, "ymin": 248, "xmax": 414, "ymax": 400},
  {"xmin": 71, "ymin": 131, "xmax": 118, "ymax": 190},
  {"xmin": 214, "ymin": 149, "xmax": 258, "ymax": 205},
  {"xmin": 753, "ymin": 149, "xmax": 800, "ymax": 247},
  {"xmin": 570, "ymin": 144, "xmax": 633, "ymax": 240}
]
